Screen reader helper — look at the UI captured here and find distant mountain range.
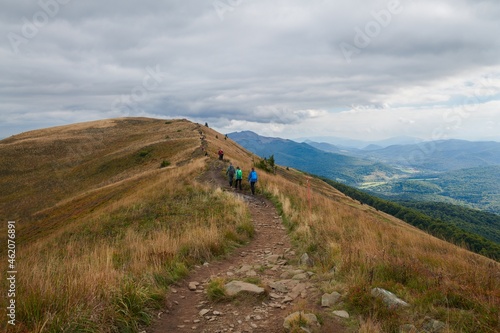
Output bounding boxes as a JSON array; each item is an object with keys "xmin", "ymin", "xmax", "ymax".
[
  {"xmin": 229, "ymin": 131, "xmax": 500, "ymax": 214},
  {"xmin": 228, "ymin": 131, "xmax": 404, "ymax": 184},
  {"xmin": 295, "ymin": 135, "xmax": 424, "ymax": 149},
  {"xmin": 364, "ymin": 140, "xmax": 500, "ymax": 171},
  {"xmin": 305, "ymin": 139, "xmax": 500, "ymax": 172}
]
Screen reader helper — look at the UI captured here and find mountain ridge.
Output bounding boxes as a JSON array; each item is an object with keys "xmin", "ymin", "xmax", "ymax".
[
  {"xmin": 293, "ymin": 135, "xmax": 425, "ymax": 149},
  {"xmin": 1, "ymin": 118, "xmax": 498, "ymax": 332}
]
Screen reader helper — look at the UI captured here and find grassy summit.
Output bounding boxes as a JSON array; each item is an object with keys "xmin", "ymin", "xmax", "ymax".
[{"xmin": 0, "ymin": 118, "xmax": 498, "ymax": 332}]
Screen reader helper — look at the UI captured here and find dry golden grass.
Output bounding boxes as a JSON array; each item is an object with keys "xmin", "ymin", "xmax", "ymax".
[
  {"xmin": 260, "ymin": 167, "xmax": 499, "ymax": 332},
  {"xmin": 358, "ymin": 317, "xmax": 383, "ymax": 333},
  {"xmin": 0, "ymin": 118, "xmax": 255, "ymax": 332},
  {"xmin": 1, "ymin": 117, "xmax": 498, "ymax": 332},
  {"xmin": 0, "ymin": 118, "xmax": 200, "ymax": 224}
]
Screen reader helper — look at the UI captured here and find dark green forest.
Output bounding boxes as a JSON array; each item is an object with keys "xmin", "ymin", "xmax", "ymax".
[
  {"xmin": 397, "ymin": 201, "xmax": 500, "ymax": 244},
  {"xmin": 323, "ymin": 178, "xmax": 500, "ymax": 261}
]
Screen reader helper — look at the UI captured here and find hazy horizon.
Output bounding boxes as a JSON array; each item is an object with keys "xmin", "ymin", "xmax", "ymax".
[{"xmin": 3, "ymin": 117, "xmax": 499, "ymax": 148}]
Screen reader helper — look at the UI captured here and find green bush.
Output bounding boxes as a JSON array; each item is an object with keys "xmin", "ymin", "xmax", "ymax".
[{"xmin": 255, "ymin": 154, "xmax": 276, "ymax": 173}]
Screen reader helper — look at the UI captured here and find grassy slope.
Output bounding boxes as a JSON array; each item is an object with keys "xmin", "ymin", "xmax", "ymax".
[
  {"xmin": 0, "ymin": 117, "xmax": 498, "ymax": 332},
  {"xmin": 0, "ymin": 118, "xmax": 256, "ymax": 332},
  {"xmin": 263, "ymin": 168, "xmax": 499, "ymax": 332},
  {"xmin": 0, "ymin": 118, "xmax": 199, "ymax": 223}
]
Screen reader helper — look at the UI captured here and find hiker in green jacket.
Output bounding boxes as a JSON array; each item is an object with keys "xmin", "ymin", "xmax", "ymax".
[{"xmin": 234, "ymin": 166, "xmax": 243, "ymax": 190}]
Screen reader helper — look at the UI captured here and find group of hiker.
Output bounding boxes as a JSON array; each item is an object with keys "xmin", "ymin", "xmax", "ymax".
[
  {"xmin": 225, "ymin": 162, "xmax": 258, "ymax": 195},
  {"xmin": 216, "ymin": 145, "xmax": 258, "ymax": 195}
]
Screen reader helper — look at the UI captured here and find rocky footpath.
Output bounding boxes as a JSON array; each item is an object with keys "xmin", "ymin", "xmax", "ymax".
[
  {"xmin": 149, "ymin": 194, "xmax": 348, "ymax": 333},
  {"xmin": 148, "ymin": 159, "xmax": 447, "ymax": 333}
]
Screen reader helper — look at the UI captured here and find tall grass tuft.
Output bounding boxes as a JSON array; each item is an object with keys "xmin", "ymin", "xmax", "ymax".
[
  {"xmin": 206, "ymin": 278, "xmax": 227, "ymax": 302},
  {"xmin": 111, "ymin": 280, "xmax": 160, "ymax": 332}
]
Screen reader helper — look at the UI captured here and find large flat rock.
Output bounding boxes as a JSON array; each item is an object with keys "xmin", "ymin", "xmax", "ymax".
[{"xmin": 224, "ymin": 281, "xmax": 265, "ymax": 296}]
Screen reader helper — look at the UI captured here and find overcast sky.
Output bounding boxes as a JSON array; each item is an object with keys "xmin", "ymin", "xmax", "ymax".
[{"xmin": 1, "ymin": 0, "xmax": 500, "ymax": 142}]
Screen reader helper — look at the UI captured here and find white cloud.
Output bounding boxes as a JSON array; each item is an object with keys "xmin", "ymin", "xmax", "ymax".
[
  {"xmin": 229, "ymin": 98, "xmax": 499, "ymax": 142},
  {"xmin": 1, "ymin": 0, "xmax": 500, "ymax": 141}
]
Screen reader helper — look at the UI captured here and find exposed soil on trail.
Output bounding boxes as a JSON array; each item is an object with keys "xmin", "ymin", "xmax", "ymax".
[{"xmin": 149, "ymin": 160, "xmax": 348, "ymax": 333}]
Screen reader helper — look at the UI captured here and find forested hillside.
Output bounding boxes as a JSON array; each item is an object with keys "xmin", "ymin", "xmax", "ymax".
[
  {"xmin": 323, "ymin": 178, "xmax": 500, "ymax": 260},
  {"xmin": 397, "ymin": 201, "xmax": 500, "ymax": 244},
  {"xmin": 369, "ymin": 166, "xmax": 500, "ymax": 214}
]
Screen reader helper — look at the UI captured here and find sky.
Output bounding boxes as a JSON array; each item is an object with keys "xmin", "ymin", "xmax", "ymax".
[{"xmin": 1, "ymin": 0, "xmax": 500, "ymax": 142}]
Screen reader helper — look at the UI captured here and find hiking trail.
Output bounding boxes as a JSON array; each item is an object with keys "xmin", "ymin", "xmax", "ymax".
[{"xmin": 148, "ymin": 160, "xmax": 348, "ymax": 333}]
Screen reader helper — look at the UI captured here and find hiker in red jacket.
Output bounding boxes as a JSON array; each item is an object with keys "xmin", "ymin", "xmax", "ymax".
[{"xmin": 218, "ymin": 148, "xmax": 224, "ymax": 160}]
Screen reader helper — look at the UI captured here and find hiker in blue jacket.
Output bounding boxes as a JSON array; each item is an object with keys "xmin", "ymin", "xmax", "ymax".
[{"xmin": 247, "ymin": 167, "xmax": 258, "ymax": 195}]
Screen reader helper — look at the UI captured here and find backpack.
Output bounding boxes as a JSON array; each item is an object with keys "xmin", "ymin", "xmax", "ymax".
[
  {"xmin": 249, "ymin": 170, "xmax": 258, "ymax": 182},
  {"xmin": 236, "ymin": 169, "xmax": 242, "ymax": 179},
  {"xmin": 228, "ymin": 165, "xmax": 235, "ymax": 176}
]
